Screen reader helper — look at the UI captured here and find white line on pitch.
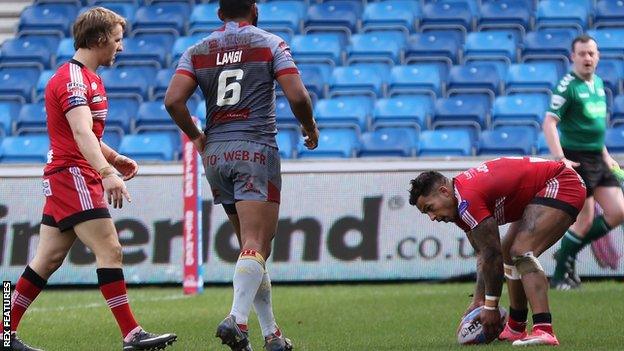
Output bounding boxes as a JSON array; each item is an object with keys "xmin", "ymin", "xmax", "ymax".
[{"xmin": 28, "ymin": 294, "xmax": 191, "ymax": 313}]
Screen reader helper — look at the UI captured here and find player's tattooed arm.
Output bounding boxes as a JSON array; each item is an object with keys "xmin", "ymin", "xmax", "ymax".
[
  {"xmin": 469, "ymin": 217, "xmax": 504, "ymax": 298},
  {"xmin": 465, "ymin": 232, "xmax": 484, "ymax": 313}
]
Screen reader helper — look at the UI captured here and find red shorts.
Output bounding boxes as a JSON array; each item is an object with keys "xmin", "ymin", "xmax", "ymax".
[
  {"xmin": 41, "ymin": 166, "xmax": 110, "ymax": 232},
  {"xmin": 532, "ymin": 167, "xmax": 587, "ymax": 219}
]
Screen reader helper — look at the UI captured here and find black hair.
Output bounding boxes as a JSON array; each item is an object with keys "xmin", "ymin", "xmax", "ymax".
[
  {"xmin": 408, "ymin": 171, "xmax": 447, "ymax": 206},
  {"xmin": 219, "ymin": 0, "xmax": 256, "ymax": 19}
]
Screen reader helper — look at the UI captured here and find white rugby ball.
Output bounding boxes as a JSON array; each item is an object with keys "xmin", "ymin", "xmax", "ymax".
[{"xmin": 457, "ymin": 306, "xmax": 507, "ymax": 345}]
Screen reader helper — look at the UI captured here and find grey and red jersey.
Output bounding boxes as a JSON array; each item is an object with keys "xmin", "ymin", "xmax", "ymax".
[{"xmin": 176, "ymin": 21, "xmax": 299, "ymax": 148}]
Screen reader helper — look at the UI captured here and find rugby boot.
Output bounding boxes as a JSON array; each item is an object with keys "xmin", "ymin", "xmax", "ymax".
[
  {"xmin": 10, "ymin": 334, "xmax": 44, "ymax": 351},
  {"xmin": 512, "ymin": 327, "xmax": 559, "ymax": 346},
  {"xmin": 122, "ymin": 329, "xmax": 177, "ymax": 350},
  {"xmin": 216, "ymin": 315, "xmax": 253, "ymax": 351},
  {"xmin": 263, "ymin": 332, "xmax": 293, "ymax": 351},
  {"xmin": 498, "ymin": 323, "xmax": 528, "ymax": 342}
]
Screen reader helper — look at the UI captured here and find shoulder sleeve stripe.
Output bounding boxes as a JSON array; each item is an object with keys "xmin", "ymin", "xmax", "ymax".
[
  {"xmin": 175, "ymin": 69, "xmax": 197, "ymax": 82},
  {"xmin": 545, "ymin": 111, "xmax": 560, "ymax": 120},
  {"xmin": 275, "ymin": 67, "xmax": 299, "ymax": 78}
]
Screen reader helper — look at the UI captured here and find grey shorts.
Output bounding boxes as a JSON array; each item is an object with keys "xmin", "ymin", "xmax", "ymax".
[{"xmin": 202, "ymin": 140, "xmax": 281, "ymax": 211}]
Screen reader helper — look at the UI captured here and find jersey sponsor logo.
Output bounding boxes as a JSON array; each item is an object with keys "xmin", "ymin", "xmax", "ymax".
[
  {"xmin": 216, "ymin": 50, "xmax": 243, "ymax": 65},
  {"xmin": 458, "ymin": 200, "xmax": 469, "ymax": 216},
  {"xmin": 578, "ymin": 92, "xmax": 589, "ymax": 98},
  {"xmin": 211, "ymin": 108, "xmax": 250, "ymax": 124},
  {"xmin": 42, "ymin": 179, "xmax": 52, "ymax": 196},
  {"xmin": 584, "ymin": 101, "xmax": 607, "ymax": 119},
  {"xmin": 550, "ymin": 94, "xmax": 566, "ymax": 110},
  {"xmin": 91, "ymin": 95, "xmax": 103, "ymax": 103},
  {"xmin": 68, "ymin": 95, "xmax": 88, "ymax": 107},
  {"xmin": 556, "ymin": 74, "xmax": 574, "ymax": 93},
  {"xmin": 66, "ymin": 82, "xmax": 87, "ymax": 94},
  {"xmin": 46, "ymin": 149, "xmax": 53, "ymax": 164},
  {"xmin": 598, "ymin": 89, "xmax": 605, "ymax": 97},
  {"xmin": 91, "ymin": 82, "xmax": 97, "ymax": 90}
]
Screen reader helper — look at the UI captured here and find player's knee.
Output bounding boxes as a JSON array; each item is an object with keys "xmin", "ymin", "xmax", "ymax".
[
  {"xmin": 605, "ymin": 207, "xmax": 624, "ymax": 226},
  {"xmin": 97, "ymin": 242, "xmax": 123, "ymax": 265},
  {"xmin": 512, "ymin": 251, "xmax": 544, "ymax": 276},
  {"xmin": 504, "ymin": 264, "xmax": 521, "ymax": 280}
]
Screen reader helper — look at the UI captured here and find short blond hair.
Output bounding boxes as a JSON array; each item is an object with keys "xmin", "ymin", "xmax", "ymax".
[{"xmin": 73, "ymin": 7, "xmax": 126, "ymax": 50}]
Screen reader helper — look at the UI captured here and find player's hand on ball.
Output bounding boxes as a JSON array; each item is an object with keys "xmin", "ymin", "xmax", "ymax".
[
  {"xmin": 112, "ymin": 154, "xmax": 138, "ymax": 181},
  {"xmin": 477, "ymin": 308, "xmax": 504, "ymax": 343}
]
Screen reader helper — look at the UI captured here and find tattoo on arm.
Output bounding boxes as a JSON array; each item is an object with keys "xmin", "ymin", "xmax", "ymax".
[{"xmin": 470, "ymin": 217, "xmax": 504, "ymax": 297}]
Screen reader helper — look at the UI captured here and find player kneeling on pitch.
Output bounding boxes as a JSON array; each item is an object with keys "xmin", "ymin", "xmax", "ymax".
[{"xmin": 409, "ymin": 157, "xmax": 586, "ymax": 346}]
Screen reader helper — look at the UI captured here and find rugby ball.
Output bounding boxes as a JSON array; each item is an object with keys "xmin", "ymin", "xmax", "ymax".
[{"xmin": 457, "ymin": 306, "xmax": 507, "ymax": 345}]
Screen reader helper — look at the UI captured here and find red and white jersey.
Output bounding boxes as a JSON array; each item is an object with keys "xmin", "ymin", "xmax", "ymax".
[
  {"xmin": 453, "ymin": 157, "xmax": 569, "ymax": 232},
  {"xmin": 44, "ymin": 59, "xmax": 108, "ymax": 172}
]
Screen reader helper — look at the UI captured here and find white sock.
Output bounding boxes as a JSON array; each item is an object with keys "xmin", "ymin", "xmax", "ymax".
[
  {"xmin": 230, "ymin": 251, "xmax": 265, "ymax": 326},
  {"xmin": 253, "ymin": 270, "xmax": 279, "ymax": 337}
]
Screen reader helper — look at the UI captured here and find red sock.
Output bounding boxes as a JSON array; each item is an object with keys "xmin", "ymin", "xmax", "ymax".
[
  {"xmin": 238, "ymin": 324, "xmax": 248, "ymax": 332},
  {"xmin": 97, "ymin": 268, "xmax": 139, "ymax": 338},
  {"xmin": 533, "ymin": 323, "xmax": 554, "ymax": 335},
  {"xmin": 10, "ymin": 266, "xmax": 47, "ymax": 332},
  {"xmin": 508, "ymin": 317, "xmax": 527, "ymax": 333}
]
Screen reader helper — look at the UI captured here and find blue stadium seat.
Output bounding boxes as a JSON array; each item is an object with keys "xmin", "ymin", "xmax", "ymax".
[
  {"xmin": 134, "ymin": 101, "xmax": 177, "ymax": 132},
  {"xmin": 372, "ymin": 95, "xmax": 431, "ymax": 131},
  {"xmin": 188, "ymin": 3, "xmax": 220, "ymax": 35},
  {"xmin": 275, "ymin": 96, "xmax": 297, "ymax": 129},
  {"xmin": 536, "ymin": 132, "xmax": 550, "ymax": 155},
  {"xmin": 464, "ymin": 31, "xmax": 517, "ymax": 65},
  {"xmin": 99, "ymin": 66, "xmax": 155, "ymax": 102},
  {"xmin": 0, "ymin": 67, "xmax": 40, "ymax": 103},
  {"xmin": 405, "ymin": 31, "xmax": 461, "ymax": 67},
  {"xmin": 171, "ymin": 34, "xmax": 206, "ymax": 65},
  {"xmin": 276, "ymin": 128, "xmax": 298, "ymax": 159},
  {"xmin": 605, "ymin": 125, "xmax": 624, "ymax": 153},
  {"xmin": 418, "ymin": 129, "xmax": 472, "ymax": 156},
  {"xmin": 536, "ymin": 0, "xmax": 588, "ymax": 34},
  {"xmin": 18, "ymin": 4, "xmax": 78, "ymax": 36},
  {"xmin": 266, "ymin": 29, "xmax": 292, "ymax": 43},
  {"xmin": 522, "ymin": 29, "xmax": 575, "ymax": 77},
  {"xmin": 346, "ymin": 31, "xmax": 406, "ymax": 65},
  {"xmin": 596, "ymin": 59, "xmax": 623, "ymax": 98},
  {"xmin": 432, "ymin": 95, "xmax": 488, "ymax": 132},
  {"xmin": 257, "ymin": 1, "xmax": 305, "ymax": 36},
  {"xmin": 15, "ymin": 102, "xmax": 46, "ymax": 135},
  {"xmin": 119, "ymin": 132, "xmax": 176, "ymax": 161},
  {"xmin": 447, "ymin": 63, "xmax": 502, "ymax": 102},
  {"xmin": 350, "ymin": 62, "xmax": 392, "ymax": 79},
  {"xmin": 610, "ymin": 95, "xmax": 624, "ymax": 127},
  {"xmin": 0, "ymin": 101, "xmax": 20, "ymax": 136},
  {"xmin": 505, "ymin": 63, "xmax": 559, "ymax": 95},
  {"xmin": 477, "ymin": 0, "xmax": 531, "ymax": 37},
  {"xmin": 152, "ymin": 68, "xmax": 175, "ymax": 100},
  {"xmin": 420, "ymin": 1, "xmax": 473, "ymax": 36},
  {"xmin": 478, "ymin": 126, "xmax": 535, "ymax": 156},
  {"xmin": 55, "ymin": 38, "xmax": 74, "ymax": 67},
  {"xmin": 297, "ymin": 127, "xmax": 359, "ymax": 158},
  {"xmin": 314, "ymin": 96, "xmax": 373, "ymax": 132},
  {"xmin": 0, "ymin": 134, "xmax": 49, "ymax": 163},
  {"xmin": 492, "ymin": 93, "xmax": 548, "ymax": 129},
  {"xmin": 305, "ymin": 1, "xmax": 360, "ymax": 37},
  {"xmin": 113, "ymin": 37, "xmax": 169, "ymax": 69},
  {"xmin": 587, "ymin": 29, "xmax": 624, "ymax": 59},
  {"xmin": 361, "ymin": 0, "xmax": 420, "ymax": 34},
  {"xmin": 595, "ymin": 0, "xmax": 624, "ymax": 29},
  {"xmin": 0, "ymin": 37, "xmax": 55, "ymax": 69},
  {"xmin": 290, "ymin": 33, "xmax": 344, "ymax": 66},
  {"xmin": 132, "ymin": 3, "xmax": 191, "ymax": 36},
  {"xmin": 359, "ymin": 127, "xmax": 419, "ymax": 157},
  {"xmin": 102, "ymin": 130, "xmax": 122, "ymax": 150},
  {"xmin": 388, "ymin": 64, "xmax": 442, "ymax": 98},
  {"xmin": 106, "ymin": 97, "xmax": 139, "ymax": 136},
  {"xmin": 296, "ymin": 63, "xmax": 329, "ymax": 100},
  {"xmin": 328, "ymin": 66, "xmax": 384, "ymax": 98},
  {"xmin": 34, "ymin": 69, "xmax": 54, "ymax": 101}
]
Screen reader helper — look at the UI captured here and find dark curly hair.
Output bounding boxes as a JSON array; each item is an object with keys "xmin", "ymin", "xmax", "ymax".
[
  {"xmin": 408, "ymin": 171, "xmax": 447, "ymax": 206},
  {"xmin": 219, "ymin": 0, "xmax": 256, "ymax": 19}
]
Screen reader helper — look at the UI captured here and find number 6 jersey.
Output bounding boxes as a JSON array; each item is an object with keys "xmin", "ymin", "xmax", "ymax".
[{"xmin": 175, "ymin": 21, "xmax": 299, "ymax": 148}]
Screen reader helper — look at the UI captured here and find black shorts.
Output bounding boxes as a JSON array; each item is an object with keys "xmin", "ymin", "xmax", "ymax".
[{"xmin": 563, "ymin": 148, "xmax": 620, "ymax": 197}]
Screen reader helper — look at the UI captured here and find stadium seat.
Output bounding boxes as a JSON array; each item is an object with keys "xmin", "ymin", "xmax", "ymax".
[
  {"xmin": 328, "ymin": 66, "xmax": 384, "ymax": 98},
  {"xmin": 34, "ymin": 69, "xmax": 54, "ymax": 101},
  {"xmin": 134, "ymin": 101, "xmax": 177, "ymax": 132},
  {"xmin": 119, "ymin": 132, "xmax": 176, "ymax": 161},
  {"xmin": 188, "ymin": 3, "xmax": 220, "ymax": 35},
  {"xmin": 18, "ymin": 4, "xmax": 78, "ymax": 36},
  {"xmin": 361, "ymin": 0, "xmax": 420, "ymax": 34},
  {"xmin": 153, "ymin": 68, "xmax": 175, "ymax": 100},
  {"xmin": 297, "ymin": 63, "xmax": 329, "ymax": 101},
  {"xmin": 257, "ymin": 1, "xmax": 305, "ymax": 36},
  {"xmin": 418, "ymin": 129, "xmax": 472, "ymax": 157},
  {"xmin": 405, "ymin": 31, "xmax": 461, "ymax": 67},
  {"xmin": 106, "ymin": 97, "xmax": 139, "ymax": 136},
  {"xmin": 132, "ymin": 3, "xmax": 191, "ymax": 36},
  {"xmin": 358, "ymin": 127, "xmax": 419, "ymax": 157},
  {"xmin": 0, "ymin": 134, "xmax": 49, "ymax": 163},
  {"xmin": 478, "ymin": 126, "xmax": 535, "ymax": 156},
  {"xmin": 536, "ymin": 132, "xmax": 550, "ymax": 155},
  {"xmin": 477, "ymin": 0, "xmax": 531, "ymax": 37},
  {"xmin": 297, "ymin": 127, "xmax": 359, "ymax": 158},
  {"xmin": 372, "ymin": 95, "xmax": 431, "ymax": 131},
  {"xmin": 432, "ymin": 95, "xmax": 488, "ymax": 132},
  {"xmin": 536, "ymin": 0, "xmax": 588, "ymax": 34},
  {"xmin": 420, "ymin": 1, "xmax": 473, "ymax": 36},
  {"xmin": 491, "ymin": 93, "xmax": 549, "ymax": 129},
  {"xmin": 595, "ymin": 0, "xmax": 624, "ymax": 29},
  {"xmin": 522, "ymin": 29, "xmax": 575, "ymax": 77},
  {"xmin": 610, "ymin": 95, "xmax": 624, "ymax": 127},
  {"xmin": 15, "ymin": 102, "xmax": 47, "ymax": 135},
  {"xmin": 55, "ymin": 38, "xmax": 74, "ymax": 67},
  {"xmin": 0, "ymin": 37, "xmax": 55, "ymax": 69},
  {"xmin": 346, "ymin": 31, "xmax": 406, "ymax": 65},
  {"xmin": 463, "ymin": 31, "xmax": 517, "ymax": 65},
  {"xmin": 99, "ymin": 66, "xmax": 155, "ymax": 102},
  {"xmin": 314, "ymin": 96, "xmax": 373, "ymax": 132},
  {"xmin": 275, "ymin": 96, "xmax": 297, "ymax": 129},
  {"xmin": 171, "ymin": 34, "xmax": 206, "ymax": 65},
  {"xmin": 0, "ymin": 101, "xmax": 20, "ymax": 137},
  {"xmin": 113, "ymin": 37, "xmax": 169, "ymax": 69},
  {"xmin": 276, "ymin": 128, "xmax": 298, "ymax": 159},
  {"xmin": 0, "ymin": 66, "xmax": 40, "ymax": 103},
  {"xmin": 304, "ymin": 1, "xmax": 360, "ymax": 37},
  {"xmin": 388, "ymin": 64, "xmax": 442, "ymax": 98},
  {"xmin": 446, "ymin": 63, "xmax": 502, "ymax": 102},
  {"xmin": 587, "ymin": 29, "xmax": 624, "ymax": 59},
  {"xmin": 596, "ymin": 59, "xmax": 623, "ymax": 99},
  {"xmin": 102, "ymin": 130, "xmax": 122, "ymax": 150},
  {"xmin": 605, "ymin": 126, "xmax": 624, "ymax": 153},
  {"xmin": 290, "ymin": 33, "xmax": 344, "ymax": 66},
  {"xmin": 505, "ymin": 63, "xmax": 559, "ymax": 95}
]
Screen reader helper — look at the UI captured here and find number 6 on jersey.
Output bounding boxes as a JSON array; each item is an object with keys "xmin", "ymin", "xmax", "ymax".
[{"xmin": 217, "ymin": 69, "xmax": 243, "ymax": 106}]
